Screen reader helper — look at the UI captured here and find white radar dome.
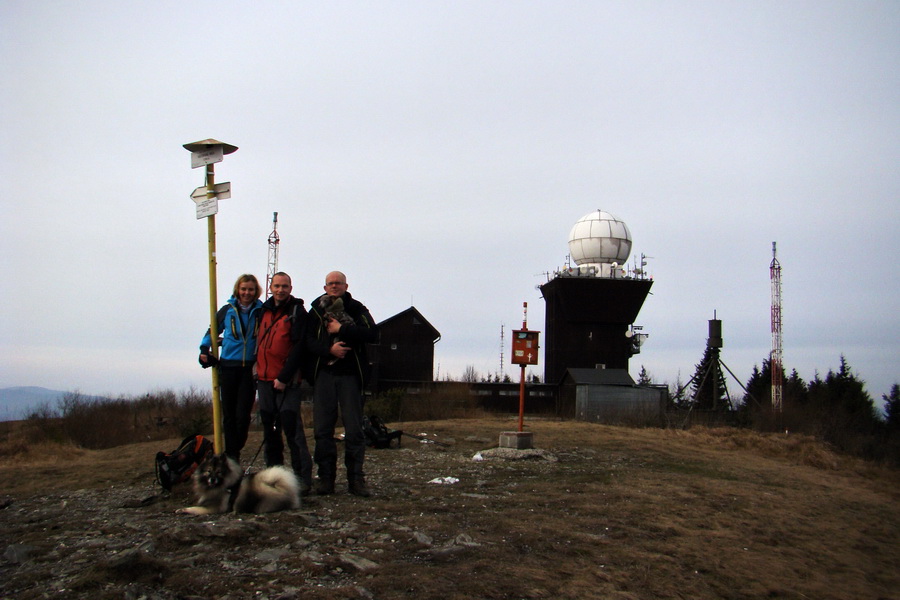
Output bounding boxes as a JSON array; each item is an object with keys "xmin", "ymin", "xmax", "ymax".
[{"xmin": 568, "ymin": 209, "xmax": 632, "ymax": 267}]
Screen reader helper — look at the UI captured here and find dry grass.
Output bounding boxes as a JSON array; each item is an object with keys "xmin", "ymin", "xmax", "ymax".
[{"xmin": 1, "ymin": 417, "xmax": 899, "ymax": 600}]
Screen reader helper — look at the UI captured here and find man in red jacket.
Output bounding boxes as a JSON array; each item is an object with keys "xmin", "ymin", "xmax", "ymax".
[{"xmin": 255, "ymin": 272, "xmax": 312, "ymax": 496}]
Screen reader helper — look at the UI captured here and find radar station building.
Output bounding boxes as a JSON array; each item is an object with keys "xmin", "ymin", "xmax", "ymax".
[{"xmin": 539, "ymin": 210, "xmax": 653, "ymax": 384}]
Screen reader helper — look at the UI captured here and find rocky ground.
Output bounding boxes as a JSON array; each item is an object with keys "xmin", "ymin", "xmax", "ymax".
[
  {"xmin": 2, "ymin": 418, "xmax": 899, "ymax": 600},
  {"xmin": 1, "ymin": 420, "xmax": 563, "ymax": 600}
]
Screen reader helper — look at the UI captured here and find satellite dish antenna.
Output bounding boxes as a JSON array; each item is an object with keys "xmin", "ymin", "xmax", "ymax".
[{"xmin": 625, "ymin": 329, "xmax": 633, "ymax": 338}]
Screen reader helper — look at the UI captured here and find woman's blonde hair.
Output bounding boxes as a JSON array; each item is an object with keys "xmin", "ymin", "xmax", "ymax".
[{"xmin": 232, "ymin": 274, "xmax": 261, "ymax": 300}]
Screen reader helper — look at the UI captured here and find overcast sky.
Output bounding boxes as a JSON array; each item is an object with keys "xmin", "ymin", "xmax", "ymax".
[{"xmin": 2, "ymin": 1, "xmax": 897, "ymax": 410}]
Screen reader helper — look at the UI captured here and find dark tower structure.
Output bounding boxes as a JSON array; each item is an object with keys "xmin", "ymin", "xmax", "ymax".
[{"xmin": 539, "ymin": 210, "xmax": 653, "ymax": 384}]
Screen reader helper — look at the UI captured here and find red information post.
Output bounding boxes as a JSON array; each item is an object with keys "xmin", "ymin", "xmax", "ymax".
[
  {"xmin": 510, "ymin": 303, "xmax": 540, "ymax": 434},
  {"xmin": 511, "ymin": 330, "xmax": 540, "ymax": 366}
]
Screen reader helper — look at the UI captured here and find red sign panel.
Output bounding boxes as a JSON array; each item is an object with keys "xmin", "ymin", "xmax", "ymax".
[{"xmin": 511, "ymin": 330, "xmax": 540, "ymax": 365}]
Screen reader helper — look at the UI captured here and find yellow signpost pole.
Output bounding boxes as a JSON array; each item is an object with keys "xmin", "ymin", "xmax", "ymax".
[
  {"xmin": 204, "ymin": 164, "xmax": 224, "ymax": 454},
  {"xmin": 184, "ymin": 139, "xmax": 238, "ymax": 455}
]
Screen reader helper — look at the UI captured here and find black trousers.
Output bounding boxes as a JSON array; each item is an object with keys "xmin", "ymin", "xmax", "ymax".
[
  {"xmin": 217, "ymin": 365, "xmax": 256, "ymax": 461},
  {"xmin": 313, "ymin": 369, "xmax": 366, "ymax": 482},
  {"xmin": 257, "ymin": 380, "xmax": 313, "ymax": 485}
]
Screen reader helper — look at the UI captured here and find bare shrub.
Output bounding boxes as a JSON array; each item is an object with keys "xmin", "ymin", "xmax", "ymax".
[
  {"xmin": 0, "ymin": 423, "xmax": 86, "ymax": 461},
  {"xmin": 132, "ymin": 389, "xmax": 179, "ymax": 431},
  {"xmin": 0, "ymin": 436, "xmax": 29, "ymax": 458},
  {"xmin": 23, "ymin": 402, "xmax": 66, "ymax": 444},
  {"xmin": 0, "ymin": 420, "xmax": 32, "ymax": 458},
  {"xmin": 113, "ymin": 388, "xmax": 212, "ymax": 441},
  {"xmin": 176, "ymin": 387, "xmax": 212, "ymax": 438},
  {"xmin": 365, "ymin": 388, "xmax": 406, "ymax": 421},
  {"xmin": 13, "ymin": 388, "xmax": 215, "ymax": 450},
  {"xmin": 60, "ymin": 392, "xmax": 138, "ymax": 449}
]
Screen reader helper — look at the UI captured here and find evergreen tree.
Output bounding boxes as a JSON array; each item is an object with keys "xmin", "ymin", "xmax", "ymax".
[
  {"xmin": 637, "ymin": 365, "xmax": 652, "ymax": 386},
  {"xmin": 741, "ymin": 359, "xmax": 798, "ymax": 413},
  {"xmin": 785, "ymin": 369, "xmax": 808, "ymax": 406},
  {"xmin": 737, "ymin": 358, "xmax": 796, "ymax": 429},
  {"xmin": 669, "ymin": 375, "xmax": 687, "ymax": 410},
  {"xmin": 776, "ymin": 368, "xmax": 811, "ymax": 433},
  {"xmin": 689, "ymin": 345, "xmax": 731, "ymax": 410},
  {"xmin": 883, "ymin": 384, "xmax": 900, "ymax": 432},
  {"xmin": 735, "ymin": 362, "xmax": 765, "ymax": 425},
  {"xmin": 827, "ymin": 357, "xmax": 877, "ymax": 428},
  {"xmin": 881, "ymin": 384, "xmax": 900, "ymax": 467},
  {"xmin": 807, "ymin": 371, "xmax": 826, "ymax": 409},
  {"xmin": 807, "ymin": 357, "xmax": 879, "ymax": 454},
  {"xmin": 742, "ymin": 361, "xmax": 769, "ymax": 409}
]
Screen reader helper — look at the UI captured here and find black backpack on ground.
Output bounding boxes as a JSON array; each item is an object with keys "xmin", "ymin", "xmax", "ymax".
[
  {"xmin": 155, "ymin": 434, "xmax": 214, "ymax": 491},
  {"xmin": 363, "ymin": 415, "xmax": 403, "ymax": 449}
]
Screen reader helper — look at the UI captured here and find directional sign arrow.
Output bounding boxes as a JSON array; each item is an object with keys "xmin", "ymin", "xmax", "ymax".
[{"xmin": 191, "ymin": 182, "xmax": 231, "ymax": 202}]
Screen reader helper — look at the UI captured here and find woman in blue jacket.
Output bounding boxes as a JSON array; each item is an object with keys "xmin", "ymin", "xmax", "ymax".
[{"xmin": 199, "ymin": 274, "xmax": 264, "ymax": 461}]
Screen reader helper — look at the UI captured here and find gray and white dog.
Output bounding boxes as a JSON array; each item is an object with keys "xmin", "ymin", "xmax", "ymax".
[{"xmin": 176, "ymin": 454, "xmax": 300, "ymax": 516}]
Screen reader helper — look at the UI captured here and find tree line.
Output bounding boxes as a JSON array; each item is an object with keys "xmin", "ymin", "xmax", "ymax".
[{"xmin": 654, "ymin": 352, "xmax": 900, "ymax": 465}]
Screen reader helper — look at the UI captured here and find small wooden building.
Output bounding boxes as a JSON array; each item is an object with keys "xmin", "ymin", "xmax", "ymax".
[{"xmin": 369, "ymin": 307, "xmax": 440, "ymax": 392}]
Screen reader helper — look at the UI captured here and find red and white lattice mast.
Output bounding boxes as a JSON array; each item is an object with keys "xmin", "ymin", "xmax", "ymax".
[
  {"xmin": 265, "ymin": 212, "xmax": 279, "ymax": 299},
  {"xmin": 770, "ymin": 241, "xmax": 783, "ymax": 412}
]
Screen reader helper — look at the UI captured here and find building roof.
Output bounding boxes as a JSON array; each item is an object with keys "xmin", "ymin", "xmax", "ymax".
[
  {"xmin": 377, "ymin": 306, "xmax": 441, "ymax": 342},
  {"xmin": 563, "ymin": 368, "xmax": 635, "ymax": 386}
]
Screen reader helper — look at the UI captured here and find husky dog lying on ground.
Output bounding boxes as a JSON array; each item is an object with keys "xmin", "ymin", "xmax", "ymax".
[
  {"xmin": 318, "ymin": 295, "xmax": 355, "ymax": 365},
  {"xmin": 176, "ymin": 454, "xmax": 300, "ymax": 515}
]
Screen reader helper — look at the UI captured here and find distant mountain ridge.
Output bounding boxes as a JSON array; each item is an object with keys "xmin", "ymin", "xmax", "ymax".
[{"xmin": 0, "ymin": 386, "xmax": 69, "ymax": 422}]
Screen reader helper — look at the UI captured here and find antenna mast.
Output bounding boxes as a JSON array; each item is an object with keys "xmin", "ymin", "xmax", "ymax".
[
  {"xmin": 770, "ymin": 242, "xmax": 783, "ymax": 413},
  {"xmin": 265, "ymin": 212, "xmax": 280, "ymax": 299}
]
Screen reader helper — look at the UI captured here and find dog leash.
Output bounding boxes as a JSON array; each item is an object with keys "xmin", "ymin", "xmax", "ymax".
[{"xmin": 244, "ymin": 386, "xmax": 288, "ymax": 476}]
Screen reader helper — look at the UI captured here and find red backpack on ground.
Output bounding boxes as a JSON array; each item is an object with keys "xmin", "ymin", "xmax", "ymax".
[{"xmin": 154, "ymin": 434, "xmax": 213, "ymax": 491}]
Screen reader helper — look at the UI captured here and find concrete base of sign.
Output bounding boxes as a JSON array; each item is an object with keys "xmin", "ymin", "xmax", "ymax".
[{"xmin": 499, "ymin": 431, "xmax": 534, "ymax": 449}]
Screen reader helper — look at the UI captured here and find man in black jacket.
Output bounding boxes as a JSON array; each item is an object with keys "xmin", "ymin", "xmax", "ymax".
[{"xmin": 306, "ymin": 271, "xmax": 379, "ymax": 497}]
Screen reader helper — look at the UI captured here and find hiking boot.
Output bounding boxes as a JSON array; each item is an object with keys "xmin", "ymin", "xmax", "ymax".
[
  {"xmin": 314, "ymin": 478, "xmax": 335, "ymax": 496},
  {"xmin": 299, "ymin": 479, "xmax": 312, "ymax": 497},
  {"xmin": 348, "ymin": 477, "xmax": 371, "ymax": 498}
]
